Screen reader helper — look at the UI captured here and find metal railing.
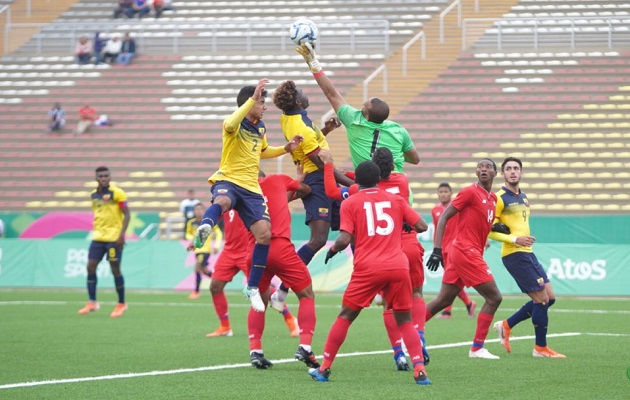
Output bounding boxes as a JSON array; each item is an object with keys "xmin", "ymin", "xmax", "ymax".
[
  {"xmin": 462, "ymin": 16, "xmax": 630, "ymax": 50},
  {"xmin": 363, "ymin": 64, "xmax": 387, "ymax": 101},
  {"xmin": 3, "ymin": 19, "xmax": 391, "ymax": 56},
  {"xmin": 439, "ymin": 0, "xmax": 461, "ymax": 43},
  {"xmin": 402, "ymin": 31, "xmax": 426, "ymax": 76}
]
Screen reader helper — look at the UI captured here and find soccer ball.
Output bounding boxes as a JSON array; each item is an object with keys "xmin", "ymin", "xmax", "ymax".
[{"xmin": 289, "ymin": 19, "xmax": 319, "ymax": 46}]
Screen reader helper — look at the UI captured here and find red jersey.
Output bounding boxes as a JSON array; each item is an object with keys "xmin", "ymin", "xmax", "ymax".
[
  {"xmin": 450, "ymin": 183, "xmax": 497, "ymax": 253},
  {"xmin": 221, "ymin": 209, "xmax": 249, "ymax": 252},
  {"xmin": 431, "ymin": 202, "xmax": 458, "ymax": 253},
  {"xmin": 259, "ymin": 174, "xmax": 300, "ymax": 240},
  {"xmin": 339, "ymin": 188, "xmax": 421, "ymax": 273}
]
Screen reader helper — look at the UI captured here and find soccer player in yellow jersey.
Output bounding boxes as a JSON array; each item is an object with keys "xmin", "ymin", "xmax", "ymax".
[
  {"xmin": 272, "ymin": 81, "xmax": 352, "ymax": 272},
  {"xmin": 194, "ymin": 79, "xmax": 303, "ymax": 312},
  {"xmin": 78, "ymin": 166, "xmax": 130, "ymax": 318},
  {"xmin": 185, "ymin": 203, "xmax": 222, "ymax": 299},
  {"xmin": 489, "ymin": 157, "xmax": 565, "ymax": 358}
]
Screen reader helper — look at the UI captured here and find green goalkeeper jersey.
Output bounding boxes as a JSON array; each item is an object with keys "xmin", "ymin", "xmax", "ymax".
[{"xmin": 336, "ymin": 104, "xmax": 414, "ymax": 172}]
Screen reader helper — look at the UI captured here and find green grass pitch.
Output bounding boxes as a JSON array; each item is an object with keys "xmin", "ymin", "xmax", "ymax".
[{"xmin": 1, "ymin": 289, "xmax": 629, "ymax": 399}]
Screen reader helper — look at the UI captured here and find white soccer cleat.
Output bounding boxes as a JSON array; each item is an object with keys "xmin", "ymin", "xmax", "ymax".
[
  {"xmin": 194, "ymin": 224, "xmax": 212, "ymax": 248},
  {"xmin": 270, "ymin": 291, "xmax": 286, "ymax": 313},
  {"xmin": 468, "ymin": 348, "xmax": 500, "ymax": 359},
  {"xmin": 243, "ymin": 286, "xmax": 266, "ymax": 312}
]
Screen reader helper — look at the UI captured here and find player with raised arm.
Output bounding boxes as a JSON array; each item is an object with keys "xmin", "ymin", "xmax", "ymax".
[
  {"xmin": 308, "ymin": 161, "xmax": 430, "ymax": 385},
  {"xmin": 424, "ymin": 159, "xmax": 503, "ymax": 359},
  {"xmin": 246, "ymin": 171, "xmax": 319, "ymax": 369},
  {"xmin": 205, "ymin": 209, "xmax": 299, "ymax": 338},
  {"xmin": 490, "ymin": 157, "xmax": 565, "ymax": 358},
  {"xmin": 296, "ymin": 43, "xmax": 419, "ymax": 172},
  {"xmin": 193, "ymin": 79, "xmax": 303, "ymax": 312},
  {"xmin": 185, "ymin": 203, "xmax": 222, "ymax": 299},
  {"xmin": 78, "ymin": 166, "xmax": 130, "ymax": 318},
  {"xmin": 318, "ymin": 148, "xmax": 430, "ymax": 369},
  {"xmin": 431, "ymin": 183, "xmax": 476, "ymax": 319}
]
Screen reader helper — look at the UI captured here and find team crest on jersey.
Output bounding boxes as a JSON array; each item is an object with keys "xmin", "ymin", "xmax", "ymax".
[
  {"xmin": 318, "ymin": 207, "xmax": 329, "ymax": 217},
  {"xmin": 102, "ymin": 194, "xmax": 111, "ymax": 201}
]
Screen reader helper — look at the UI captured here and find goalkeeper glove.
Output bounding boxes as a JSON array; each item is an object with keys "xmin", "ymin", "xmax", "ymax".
[
  {"xmin": 491, "ymin": 223, "xmax": 511, "ymax": 235},
  {"xmin": 426, "ymin": 248, "xmax": 443, "ymax": 272},
  {"xmin": 296, "ymin": 42, "xmax": 322, "ymax": 74},
  {"xmin": 193, "ymin": 224, "xmax": 212, "ymax": 249},
  {"xmin": 324, "ymin": 247, "xmax": 338, "ymax": 264}
]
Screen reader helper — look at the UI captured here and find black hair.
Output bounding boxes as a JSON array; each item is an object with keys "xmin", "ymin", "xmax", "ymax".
[
  {"xmin": 237, "ymin": 85, "xmax": 267, "ymax": 107},
  {"xmin": 355, "ymin": 161, "xmax": 381, "ymax": 188},
  {"xmin": 272, "ymin": 80, "xmax": 298, "ymax": 113},
  {"xmin": 368, "ymin": 98, "xmax": 390, "ymax": 123},
  {"xmin": 501, "ymin": 156, "xmax": 523, "ymax": 172},
  {"xmin": 438, "ymin": 182, "xmax": 451, "ymax": 191},
  {"xmin": 95, "ymin": 166, "xmax": 109, "ymax": 174},
  {"xmin": 371, "ymin": 147, "xmax": 394, "ymax": 180},
  {"xmin": 480, "ymin": 158, "xmax": 497, "ymax": 172}
]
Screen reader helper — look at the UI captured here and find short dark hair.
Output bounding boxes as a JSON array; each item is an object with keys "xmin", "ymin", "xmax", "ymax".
[
  {"xmin": 501, "ymin": 156, "xmax": 523, "ymax": 172},
  {"xmin": 438, "ymin": 182, "xmax": 451, "ymax": 191},
  {"xmin": 371, "ymin": 147, "xmax": 394, "ymax": 180},
  {"xmin": 95, "ymin": 166, "xmax": 109, "ymax": 174},
  {"xmin": 237, "ymin": 85, "xmax": 267, "ymax": 107},
  {"xmin": 368, "ymin": 98, "xmax": 390, "ymax": 123},
  {"xmin": 481, "ymin": 158, "xmax": 497, "ymax": 172},
  {"xmin": 355, "ymin": 161, "xmax": 381, "ymax": 188}
]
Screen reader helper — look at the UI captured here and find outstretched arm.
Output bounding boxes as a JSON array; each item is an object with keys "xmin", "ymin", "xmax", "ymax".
[{"xmin": 297, "ymin": 43, "xmax": 347, "ymax": 113}]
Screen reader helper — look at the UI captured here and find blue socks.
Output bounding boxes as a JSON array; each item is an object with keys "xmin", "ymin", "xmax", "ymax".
[
  {"xmin": 195, "ymin": 272, "xmax": 202, "ymax": 292},
  {"xmin": 248, "ymin": 243, "xmax": 269, "ymax": 288},
  {"xmin": 87, "ymin": 274, "xmax": 97, "ymax": 301},
  {"xmin": 532, "ymin": 302, "xmax": 549, "ymax": 347},
  {"xmin": 114, "ymin": 275, "xmax": 125, "ymax": 304},
  {"xmin": 297, "ymin": 244, "xmax": 316, "ymax": 265},
  {"xmin": 201, "ymin": 203, "xmax": 222, "ymax": 226},
  {"xmin": 507, "ymin": 300, "xmax": 533, "ymax": 328}
]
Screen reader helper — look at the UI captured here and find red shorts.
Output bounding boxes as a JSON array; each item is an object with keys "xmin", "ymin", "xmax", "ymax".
[
  {"xmin": 211, "ymin": 248, "xmax": 248, "ymax": 282},
  {"xmin": 442, "ymin": 245, "xmax": 494, "ymax": 288},
  {"xmin": 343, "ymin": 269, "xmax": 413, "ymax": 312},
  {"xmin": 402, "ymin": 234, "xmax": 425, "ymax": 289},
  {"xmin": 257, "ymin": 237, "xmax": 312, "ymax": 294}
]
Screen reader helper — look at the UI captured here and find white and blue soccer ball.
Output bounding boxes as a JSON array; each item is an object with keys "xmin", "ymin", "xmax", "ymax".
[{"xmin": 289, "ymin": 19, "xmax": 319, "ymax": 46}]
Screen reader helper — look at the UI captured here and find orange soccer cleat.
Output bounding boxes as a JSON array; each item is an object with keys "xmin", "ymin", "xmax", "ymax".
[
  {"xmin": 206, "ymin": 326, "xmax": 233, "ymax": 337},
  {"xmin": 533, "ymin": 345, "xmax": 566, "ymax": 358},
  {"xmin": 188, "ymin": 291, "xmax": 201, "ymax": 300},
  {"xmin": 285, "ymin": 317, "xmax": 300, "ymax": 338},
  {"xmin": 493, "ymin": 320, "xmax": 512, "ymax": 353},
  {"xmin": 78, "ymin": 301, "xmax": 100, "ymax": 315},
  {"xmin": 110, "ymin": 303, "xmax": 128, "ymax": 318}
]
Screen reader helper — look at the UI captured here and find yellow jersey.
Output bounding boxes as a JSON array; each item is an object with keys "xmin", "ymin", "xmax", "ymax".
[
  {"xmin": 90, "ymin": 185, "xmax": 128, "ymax": 242},
  {"xmin": 280, "ymin": 110, "xmax": 329, "ymax": 174},
  {"xmin": 489, "ymin": 186, "xmax": 533, "ymax": 257},
  {"xmin": 209, "ymin": 98, "xmax": 270, "ymax": 194},
  {"xmin": 185, "ymin": 218, "xmax": 223, "ymax": 254}
]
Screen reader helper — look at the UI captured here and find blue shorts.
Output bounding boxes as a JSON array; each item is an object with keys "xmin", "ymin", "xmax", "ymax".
[
  {"xmin": 211, "ymin": 180, "xmax": 270, "ymax": 229},
  {"xmin": 88, "ymin": 241, "xmax": 122, "ymax": 263},
  {"xmin": 302, "ymin": 170, "xmax": 336, "ymax": 226},
  {"xmin": 502, "ymin": 252, "xmax": 549, "ymax": 293},
  {"xmin": 195, "ymin": 253, "xmax": 210, "ymax": 268}
]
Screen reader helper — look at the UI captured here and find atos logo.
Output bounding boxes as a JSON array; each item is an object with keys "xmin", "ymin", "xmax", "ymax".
[{"xmin": 546, "ymin": 258, "xmax": 606, "ymax": 281}]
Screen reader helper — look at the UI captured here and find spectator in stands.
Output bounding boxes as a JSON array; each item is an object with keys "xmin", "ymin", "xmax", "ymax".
[
  {"xmin": 76, "ymin": 103, "xmax": 97, "ymax": 135},
  {"xmin": 75, "ymin": 36, "xmax": 93, "ymax": 65},
  {"xmin": 48, "ymin": 102, "xmax": 66, "ymax": 132},
  {"xmin": 117, "ymin": 33, "xmax": 136, "ymax": 66},
  {"xmin": 102, "ymin": 34, "xmax": 123, "ymax": 65},
  {"xmin": 93, "ymin": 32, "xmax": 107, "ymax": 65},
  {"xmin": 132, "ymin": 0, "xmax": 151, "ymax": 19},
  {"xmin": 113, "ymin": 0, "xmax": 134, "ymax": 19},
  {"xmin": 150, "ymin": 0, "xmax": 165, "ymax": 18}
]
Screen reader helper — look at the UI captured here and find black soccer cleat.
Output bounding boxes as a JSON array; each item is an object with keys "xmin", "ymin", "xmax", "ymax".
[
  {"xmin": 250, "ymin": 352, "xmax": 273, "ymax": 369},
  {"xmin": 295, "ymin": 346, "xmax": 320, "ymax": 369}
]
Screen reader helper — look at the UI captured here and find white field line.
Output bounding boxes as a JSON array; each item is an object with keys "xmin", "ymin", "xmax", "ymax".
[
  {"xmin": 1, "ymin": 300, "xmax": 629, "ymax": 315},
  {"xmin": 4, "ymin": 331, "xmax": 629, "ymax": 390}
]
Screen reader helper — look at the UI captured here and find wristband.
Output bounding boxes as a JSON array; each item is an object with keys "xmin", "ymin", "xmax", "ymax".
[
  {"xmin": 512, "ymin": 236, "xmax": 518, "ymax": 244},
  {"xmin": 313, "ymin": 70, "xmax": 325, "ymax": 78}
]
